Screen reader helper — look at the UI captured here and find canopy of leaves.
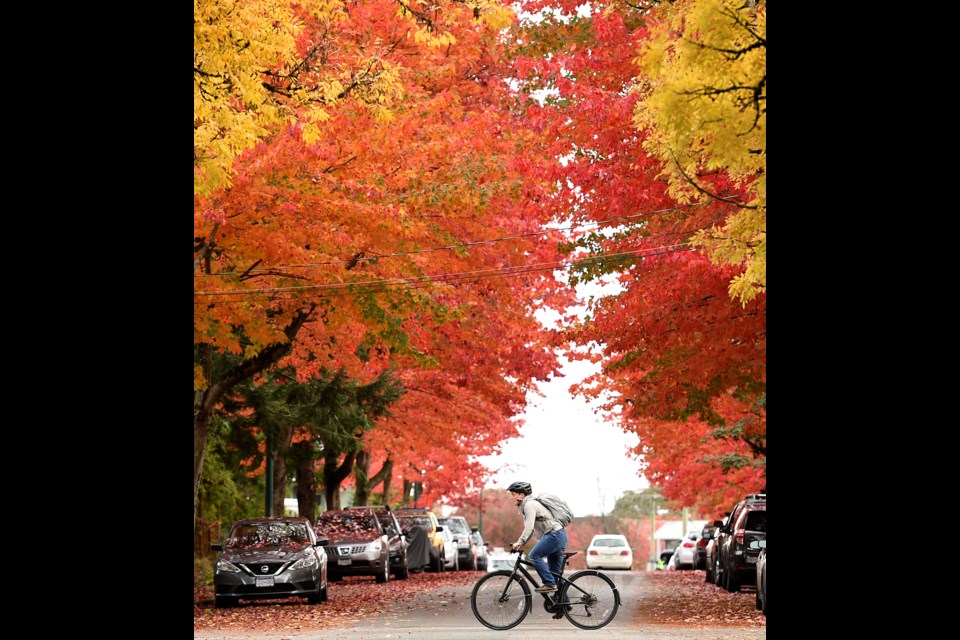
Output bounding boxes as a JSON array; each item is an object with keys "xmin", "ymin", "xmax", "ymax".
[{"xmin": 633, "ymin": 0, "xmax": 766, "ymax": 303}]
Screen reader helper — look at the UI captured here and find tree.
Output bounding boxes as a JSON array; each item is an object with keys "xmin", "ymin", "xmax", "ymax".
[
  {"xmin": 633, "ymin": 0, "xmax": 766, "ymax": 303},
  {"xmin": 193, "ymin": 1, "xmax": 567, "ymax": 527}
]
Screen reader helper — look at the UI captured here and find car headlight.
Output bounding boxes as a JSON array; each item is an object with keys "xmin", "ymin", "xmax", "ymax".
[
  {"xmin": 368, "ymin": 540, "xmax": 382, "ymax": 553},
  {"xmin": 289, "ymin": 552, "xmax": 319, "ymax": 570},
  {"xmin": 216, "ymin": 558, "xmax": 241, "ymax": 573}
]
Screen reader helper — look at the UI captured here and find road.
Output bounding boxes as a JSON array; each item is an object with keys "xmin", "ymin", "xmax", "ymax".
[{"xmin": 194, "ymin": 570, "xmax": 766, "ymax": 640}]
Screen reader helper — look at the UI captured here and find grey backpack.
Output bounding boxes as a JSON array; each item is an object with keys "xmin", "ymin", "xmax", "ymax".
[{"xmin": 532, "ymin": 494, "xmax": 574, "ymax": 527}]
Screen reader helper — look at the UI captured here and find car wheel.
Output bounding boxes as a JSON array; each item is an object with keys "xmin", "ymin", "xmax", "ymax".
[
  {"xmin": 376, "ymin": 555, "xmax": 390, "ymax": 583},
  {"xmin": 307, "ymin": 579, "xmax": 325, "ymax": 604},
  {"xmin": 395, "ymin": 560, "xmax": 409, "ymax": 580},
  {"xmin": 468, "ymin": 553, "xmax": 477, "ymax": 571},
  {"xmin": 705, "ymin": 563, "xmax": 713, "ymax": 582},
  {"xmin": 215, "ymin": 595, "xmax": 238, "ymax": 608},
  {"xmin": 756, "ymin": 592, "xmax": 762, "ymax": 611},
  {"xmin": 725, "ymin": 569, "xmax": 740, "ymax": 592}
]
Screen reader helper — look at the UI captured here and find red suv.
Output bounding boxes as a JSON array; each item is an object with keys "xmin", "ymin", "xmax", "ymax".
[{"xmin": 713, "ymin": 493, "xmax": 766, "ymax": 592}]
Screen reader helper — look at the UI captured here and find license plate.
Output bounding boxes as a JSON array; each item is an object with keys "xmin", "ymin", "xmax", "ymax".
[
  {"xmin": 255, "ymin": 576, "xmax": 274, "ymax": 587},
  {"xmin": 746, "ymin": 556, "xmax": 756, "ymax": 564},
  {"xmin": 338, "ymin": 558, "xmax": 352, "ymax": 566}
]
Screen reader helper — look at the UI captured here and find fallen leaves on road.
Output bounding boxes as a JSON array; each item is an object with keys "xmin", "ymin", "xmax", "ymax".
[
  {"xmin": 634, "ymin": 570, "xmax": 766, "ymax": 627},
  {"xmin": 194, "ymin": 571, "xmax": 482, "ymax": 633}
]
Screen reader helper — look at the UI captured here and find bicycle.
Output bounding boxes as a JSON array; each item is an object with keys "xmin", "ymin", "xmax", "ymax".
[{"xmin": 470, "ymin": 549, "xmax": 620, "ymax": 630}]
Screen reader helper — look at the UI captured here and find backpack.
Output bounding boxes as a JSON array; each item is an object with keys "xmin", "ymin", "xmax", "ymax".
[{"xmin": 532, "ymin": 494, "xmax": 574, "ymax": 527}]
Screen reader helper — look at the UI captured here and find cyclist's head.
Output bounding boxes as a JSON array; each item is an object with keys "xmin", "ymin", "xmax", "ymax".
[{"xmin": 507, "ymin": 481, "xmax": 532, "ymax": 499}]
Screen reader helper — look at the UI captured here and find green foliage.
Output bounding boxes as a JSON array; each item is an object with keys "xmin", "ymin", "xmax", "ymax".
[{"xmin": 197, "ymin": 414, "xmax": 265, "ymax": 538}]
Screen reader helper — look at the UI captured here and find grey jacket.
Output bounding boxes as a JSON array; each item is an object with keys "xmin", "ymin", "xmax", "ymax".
[{"xmin": 512, "ymin": 495, "xmax": 563, "ymax": 547}]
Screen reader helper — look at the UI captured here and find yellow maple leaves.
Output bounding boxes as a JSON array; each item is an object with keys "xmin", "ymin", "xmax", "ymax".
[{"xmin": 633, "ymin": 0, "xmax": 766, "ymax": 303}]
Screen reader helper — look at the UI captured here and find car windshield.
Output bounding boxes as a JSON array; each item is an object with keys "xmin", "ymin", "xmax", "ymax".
[
  {"xmin": 375, "ymin": 514, "xmax": 399, "ymax": 535},
  {"xmin": 441, "ymin": 519, "xmax": 471, "ymax": 535},
  {"xmin": 316, "ymin": 512, "xmax": 380, "ymax": 539},
  {"xmin": 226, "ymin": 522, "xmax": 310, "ymax": 549},
  {"xmin": 744, "ymin": 511, "xmax": 766, "ymax": 532},
  {"xmin": 593, "ymin": 538, "xmax": 626, "ymax": 547},
  {"xmin": 397, "ymin": 515, "xmax": 432, "ymax": 529}
]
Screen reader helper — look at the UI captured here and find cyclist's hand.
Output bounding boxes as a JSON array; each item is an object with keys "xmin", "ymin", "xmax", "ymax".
[{"xmin": 510, "ymin": 543, "xmax": 521, "ymax": 553}]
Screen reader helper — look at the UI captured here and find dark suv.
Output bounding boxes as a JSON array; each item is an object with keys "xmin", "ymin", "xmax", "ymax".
[
  {"xmin": 713, "ymin": 493, "xmax": 766, "ymax": 592},
  {"xmin": 347, "ymin": 505, "xmax": 410, "ymax": 580},
  {"xmin": 315, "ymin": 508, "xmax": 391, "ymax": 583}
]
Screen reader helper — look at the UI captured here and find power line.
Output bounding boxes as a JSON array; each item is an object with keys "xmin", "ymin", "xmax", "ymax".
[{"xmin": 194, "ymin": 243, "xmax": 694, "ymax": 302}]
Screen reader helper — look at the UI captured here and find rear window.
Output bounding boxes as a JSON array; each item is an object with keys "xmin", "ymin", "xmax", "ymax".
[
  {"xmin": 593, "ymin": 538, "xmax": 626, "ymax": 548},
  {"xmin": 744, "ymin": 511, "xmax": 766, "ymax": 532}
]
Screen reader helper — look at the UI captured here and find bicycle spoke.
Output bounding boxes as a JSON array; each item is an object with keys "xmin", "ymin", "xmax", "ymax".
[
  {"xmin": 470, "ymin": 571, "xmax": 530, "ymax": 631},
  {"xmin": 561, "ymin": 571, "xmax": 619, "ymax": 630}
]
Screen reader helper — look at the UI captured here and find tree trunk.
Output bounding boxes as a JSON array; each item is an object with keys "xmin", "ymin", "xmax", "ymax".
[
  {"xmin": 271, "ymin": 423, "xmax": 295, "ymax": 517},
  {"xmin": 375, "ymin": 458, "xmax": 394, "ymax": 504},
  {"xmin": 294, "ymin": 440, "xmax": 318, "ymax": 521},
  {"xmin": 354, "ymin": 450, "xmax": 371, "ymax": 506},
  {"xmin": 323, "ymin": 450, "xmax": 357, "ymax": 510},
  {"xmin": 193, "ymin": 306, "xmax": 315, "ymax": 527}
]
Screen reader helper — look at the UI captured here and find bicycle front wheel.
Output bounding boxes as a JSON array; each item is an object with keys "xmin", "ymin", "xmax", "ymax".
[
  {"xmin": 559, "ymin": 569, "xmax": 620, "ymax": 630},
  {"xmin": 470, "ymin": 570, "xmax": 532, "ymax": 630}
]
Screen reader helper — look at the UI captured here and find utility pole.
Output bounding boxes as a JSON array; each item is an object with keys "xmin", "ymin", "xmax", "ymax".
[{"xmin": 597, "ymin": 477, "xmax": 608, "ymax": 532}]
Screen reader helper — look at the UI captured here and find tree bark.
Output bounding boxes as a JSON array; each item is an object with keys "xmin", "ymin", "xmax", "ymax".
[
  {"xmin": 271, "ymin": 422, "xmax": 295, "ymax": 517},
  {"xmin": 322, "ymin": 450, "xmax": 356, "ymax": 510},
  {"xmin": 294, "ymin": 439, "xmax": 317, "ymax": 521}
]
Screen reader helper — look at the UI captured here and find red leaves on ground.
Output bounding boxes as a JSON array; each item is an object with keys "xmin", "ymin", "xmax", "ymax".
[
  {"xmin": 194, "ymin": 570, "xmax": 481, "ymax": 633},
  {"xmin": 634, "ymin": 570, "xmax": 766, "ymax": 627}
]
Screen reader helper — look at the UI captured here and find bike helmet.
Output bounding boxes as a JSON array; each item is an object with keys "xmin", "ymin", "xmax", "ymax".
[{"xmin": 507, "ymin": 481, "xmax": 532, "ymax": 495}]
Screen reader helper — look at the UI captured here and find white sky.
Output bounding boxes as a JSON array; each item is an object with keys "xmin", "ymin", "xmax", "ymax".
[{"xmin": 477, "ymin": 355, "xmax": 647, "ymax": 517}]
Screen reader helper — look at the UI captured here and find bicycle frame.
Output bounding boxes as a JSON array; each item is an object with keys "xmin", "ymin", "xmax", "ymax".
[{"xmin": 501, "ymin": 552, "xmax": 574, "ymax": 605}]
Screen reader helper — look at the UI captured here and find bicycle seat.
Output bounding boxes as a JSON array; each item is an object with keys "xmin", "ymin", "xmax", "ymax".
[{"xmin": 563, "ymin": 551, "xmax": 579, "ymax": 559}]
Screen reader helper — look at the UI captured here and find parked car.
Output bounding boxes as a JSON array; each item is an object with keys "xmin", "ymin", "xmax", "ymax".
[
  {"xmin": 471, "ymin": 528, "xmax": 489, "ymax": 571},
  {"xmin": 672, "ymin": 530, "xmax": 699, "ymax": 570},
  {"xmin": 585, "ymin": 534, "xmax": 633, "ymax": 570},
  {"xmin": 437, "ymin": 524, "xmax": 459, "ymax": 570},
  {"xmin": 755, "ymin": 542, "xmax": 766, "ymax": 615},
  {"xmin": 439, "ymin": 516, "xmax": 478, "ymax": 570},
  {"xmin": 211, "ymin": 517, "xmax": 329, "ymax": 608},
  {"xmin": 704, "ymin": 534, "xmax": 720, "ymax": 582},
  {"xmin": 665, "ymin": 548, "xmax": 682, "ymax": 570},
  {"xmin": 346, "ymin": 505, "xmax": 410, "ymax": 580},
  {"xmin": 695, "ymin": 523, "xmax": 717, "ymax": 570},
  {"xmin": 714, "ymin": 493, "xmax": 766, "ymax": 592},
  {"xmin": 486, "ymin": 546, "xmax": 517, "ymax": 572},
  {"xmin": 315, "ymin": 508, "xmax": 392, "ymax": 583},
  {"xmin": 393, "ymin": 507, "xmax": 445, "ymax": 572}
]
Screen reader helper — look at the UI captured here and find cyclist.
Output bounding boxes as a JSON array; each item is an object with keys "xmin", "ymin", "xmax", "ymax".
[{"xmin": 507, "ymin": 481, "xmax": 568, "ymax": 594}]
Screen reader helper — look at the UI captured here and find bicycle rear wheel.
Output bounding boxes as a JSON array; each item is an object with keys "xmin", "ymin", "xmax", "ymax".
[
  {"xmin": 559, "ymin": 569, "xmax": 620, "ymax": 630},
  {"xmin": 470, "ymin": 570, "xmax": 531, "ymax": 630}
]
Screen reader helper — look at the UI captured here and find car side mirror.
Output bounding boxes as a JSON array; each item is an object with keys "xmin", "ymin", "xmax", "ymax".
[
  {"xmin": 471, "ymin": 527, "xmax": 479, "ymax": 533},
  {"xmin": 436, "ymin": 525, "xmax": 444, "ymax": 532},
  {"xmin": 712, "ymin": 520, "xmax": 723, "ymax": 528},
  {"xmin": 316, "ymin": 538, "xmax": 329, "ymax": 546},
  {"xmin": 211, "ymin": 543, "xmax": 223, "ymax": 551}
]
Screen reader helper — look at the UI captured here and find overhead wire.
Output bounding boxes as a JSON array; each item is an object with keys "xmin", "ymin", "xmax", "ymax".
[{"xmin": 194, "ymin": 243, "xmax": 695, "ymax": 303}]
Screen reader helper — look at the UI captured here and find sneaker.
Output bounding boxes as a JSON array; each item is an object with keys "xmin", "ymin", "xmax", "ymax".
[{"xmin": 535, "ymin": 584, "xmax": 557, "ymax": 593}]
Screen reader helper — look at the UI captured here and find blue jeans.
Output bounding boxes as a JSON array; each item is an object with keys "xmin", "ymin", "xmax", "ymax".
[{"xmin": 529, "ymin": 529, "xmax": 567, "ymax": 587}]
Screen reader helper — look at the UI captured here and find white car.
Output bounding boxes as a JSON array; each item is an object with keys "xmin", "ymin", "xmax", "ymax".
[
  {"xmin": 486, "ymin": 547, "xmax": 517, "ymax": 572},
  {"xmin": 438, "ymin": 525, "xmax": 459, "ymax": 570},
  {"xmin": 585, "ymin": 534, "xmax": 633, "ymax": 570},
  {"xmin": 672, "ymin": 530, "xmax": 699, "ymax": 570}
]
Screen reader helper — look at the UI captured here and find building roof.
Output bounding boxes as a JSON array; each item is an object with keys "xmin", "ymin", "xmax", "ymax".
[{"xmin": 654, "ymin": 520, "xmax": 709, "ymax": 541}]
